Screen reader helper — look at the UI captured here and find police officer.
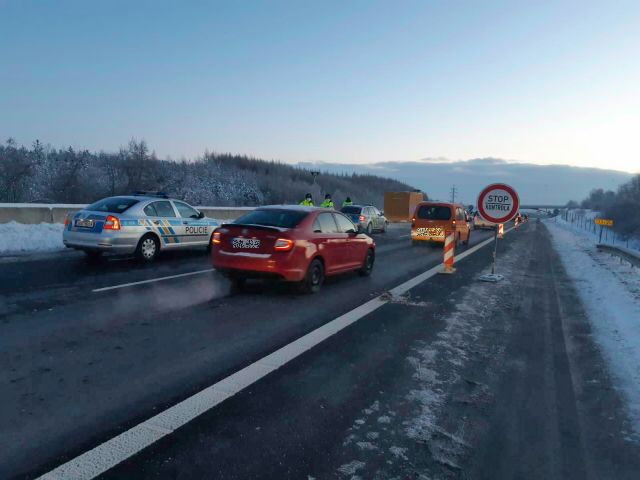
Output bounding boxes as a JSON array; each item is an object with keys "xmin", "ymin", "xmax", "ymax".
[
  {"xmin": 320, "ymin": 193, "xmax": 334, "ymax": 209},
  {"xmin": 299, "ymin": 193, "xmax": 314, "ymax": 206},
  {"xmin": 342, "ymin": 196, "xmax": 353, "ymax": 207}
]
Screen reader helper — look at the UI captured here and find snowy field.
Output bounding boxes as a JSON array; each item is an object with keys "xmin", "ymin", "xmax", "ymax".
[
  {"xmin": 546, "ymin": 218, "xmax": 640, "ymax": 434},
  {"xmin": 0, "ymin": 222, "xmax": 65, "ymax": 255},
  {"xmin": 561, "ymin": 209, "xmax": 640, "ymax": 252}
]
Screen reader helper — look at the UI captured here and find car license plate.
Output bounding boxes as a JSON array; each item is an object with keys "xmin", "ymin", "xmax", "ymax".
[
  {"xmin": 415, "ymin": 227, "xmax": 443, "ymax": 237},
  {"xmin": 76, "ymin": 219, "xmax": 94, "ymax": 228},
  {"xmin": 232, "ymin": 237, "xmax": 260, "ymax": 249}
]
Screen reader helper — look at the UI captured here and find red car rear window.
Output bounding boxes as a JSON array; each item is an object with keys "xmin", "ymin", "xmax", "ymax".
[{"xmin": 234, "ymin": 209, "xmax": 308, "ymax": 228}]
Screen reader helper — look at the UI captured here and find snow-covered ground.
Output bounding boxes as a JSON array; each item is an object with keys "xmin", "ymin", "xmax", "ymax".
[
  {"xmin": 0, "ymin": 222, "xmax": 65, "ymax": 255},
  {"xmin": 546, "ymin": 218, "xmax": 640, "ymax": 434},
  {"xmin": 562, "ymin": 209, "xmax": 640, "ymax": 252}
]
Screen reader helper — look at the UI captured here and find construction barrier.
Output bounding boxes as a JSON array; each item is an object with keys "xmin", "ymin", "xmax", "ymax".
[
  {"xmin": 498, "ymin": 223, "xmax": 504, "ymax": 239},
  {"xmin": 441, "ymin": 230, "xmax": 456, "ymax": 274}
]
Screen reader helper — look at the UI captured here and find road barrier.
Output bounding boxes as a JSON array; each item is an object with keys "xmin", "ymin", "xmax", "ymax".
[
  {"xmin": 440, "ymin": 230, "xmax": 456, "ymax": 274},
  {"xmin": 498, "ymin": 223, "xmax": 504, "ymax": 239},
  {"xmin": 596, "ymin": 244, "xmax": 640, "ymax": 269},
  {"xmin": 0, "ymin": 203, "xmax": 255, "ymax": 224}
]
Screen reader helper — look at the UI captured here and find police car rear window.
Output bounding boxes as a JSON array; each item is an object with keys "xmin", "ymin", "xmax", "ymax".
[
  {"xmin": 341, "ymin": 206, "xmax": 362, "ymax": 214},
  {"xmin": 234, "ymin": 209, "xmax": 308, "ymax": 229},
  {"xmin": 416, "ymin": 205, "xmax": 452, "ymax": 221},
  {"xmin": 86, "ymin": 197, "xmax": 139, "ymax": 214}
]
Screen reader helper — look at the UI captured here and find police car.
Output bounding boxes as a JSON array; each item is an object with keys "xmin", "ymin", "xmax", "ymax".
[{"xmin": 62, "ymin": 192, "xmax": 219, "ymax": 261}]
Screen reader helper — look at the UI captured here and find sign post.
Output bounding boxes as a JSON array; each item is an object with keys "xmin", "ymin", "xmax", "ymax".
[
  {"xmin": 476, "ymin": 183, "xmax": 520, "ymax": 282},
  {"xmin": 594, "ymin": 218, "xmax": 614, "ymax": 243}
]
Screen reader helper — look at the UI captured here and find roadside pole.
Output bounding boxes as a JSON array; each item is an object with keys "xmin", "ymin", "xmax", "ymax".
[{"xmin": 491, "ymin": 226, "xmax": 499, "ymax": 275}]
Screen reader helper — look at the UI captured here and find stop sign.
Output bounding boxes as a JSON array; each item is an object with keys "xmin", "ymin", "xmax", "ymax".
[{"xmin": 476, "ymin": 183, "xmax": 520, "ymax": 224}]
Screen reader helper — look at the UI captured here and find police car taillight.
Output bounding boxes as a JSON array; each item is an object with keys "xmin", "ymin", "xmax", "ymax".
[
  {"xmin": 359, "ymin": 215, "xmax": 366, "ymax": 222},
  {"xmin": 103, "ymin": 215, "xmax": 120, "ymax": 230},
  {"xmin": 212, "ymin": 231, "xmax": 222, "ymax": 244},
  {"xmin": 274, "ymin": 238, "xmax": 294, "ymax": 251}
]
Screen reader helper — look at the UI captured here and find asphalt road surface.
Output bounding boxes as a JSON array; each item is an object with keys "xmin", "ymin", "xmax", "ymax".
[{"xmin": 2, "ymin": 221, "xmax": 639, "ymax": 479}]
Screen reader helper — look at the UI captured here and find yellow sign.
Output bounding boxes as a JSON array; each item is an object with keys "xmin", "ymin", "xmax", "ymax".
[{"xmin": 594, "ymin": 218, "xmax": 613, "ymax": 227}]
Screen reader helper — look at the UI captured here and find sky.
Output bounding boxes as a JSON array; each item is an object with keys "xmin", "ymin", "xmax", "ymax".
[{"xmin": 1, "ymin": 0, "xmax": 639, "ymax": 173}]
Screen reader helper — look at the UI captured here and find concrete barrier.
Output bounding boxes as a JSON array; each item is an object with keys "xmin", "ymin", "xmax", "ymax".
[{"xmin": 0, "ymin": 203, "xmax": 256, "ymax": 224}]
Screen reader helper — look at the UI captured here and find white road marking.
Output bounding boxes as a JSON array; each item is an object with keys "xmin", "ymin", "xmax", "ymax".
[
  {"xmin": 40, "ymin": 228, "xmax": 512, "ymax": 480},
  {"xmin": 92, "ymin": 268, "xmax": 215, "ymax": 292}
]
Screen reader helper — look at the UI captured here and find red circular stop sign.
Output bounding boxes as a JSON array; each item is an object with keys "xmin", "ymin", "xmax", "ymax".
[{"xmin": 477, "ymin": 183, "xmax": 520, "ymax": 223}]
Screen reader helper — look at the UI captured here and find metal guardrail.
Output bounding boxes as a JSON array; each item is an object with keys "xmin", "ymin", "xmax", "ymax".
[
  {"xmin": 596, "ymin": 244, "xmax": 640, "ymax": 268},
  {"xmin": 0, "ymin": 204, "xmax": 256, "ymax": 224}
]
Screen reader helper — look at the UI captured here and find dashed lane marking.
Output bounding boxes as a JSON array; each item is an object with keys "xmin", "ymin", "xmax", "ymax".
[{"xmin": 92, "ymin": 268, "xmax": 215, "ymax": 293}]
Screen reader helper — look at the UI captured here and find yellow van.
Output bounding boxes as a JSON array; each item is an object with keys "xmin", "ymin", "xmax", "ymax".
[{"xmin": 411, "ymin": 201, "xmax": 471, "ymax": 246}]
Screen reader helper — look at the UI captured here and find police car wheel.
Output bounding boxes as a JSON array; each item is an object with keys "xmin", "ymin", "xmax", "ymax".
[
  {"xmin": 358, "ymin": 249, "xmax": 375, "ymax": 276},
  {"xmin": 136, "ymin": 234, "xmax": 159, "ymax": 262},
  {"xmin": 381, "ymin": 221, "xmax": 387, "ymax": 233}
]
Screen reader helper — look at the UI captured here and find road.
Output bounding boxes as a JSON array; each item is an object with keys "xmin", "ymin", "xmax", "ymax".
[{"xmin": 2, "ymin": 221, "xmax": 639, "ymax": 479}]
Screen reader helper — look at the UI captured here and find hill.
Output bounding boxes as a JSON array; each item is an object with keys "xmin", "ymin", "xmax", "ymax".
[
  {"xmin": 299, "ymin": 158, "xmax": 634, "ymax": 205},
  {"xmin": 0, "ymin": 139, "xmax": 416, "ymax": 209}
]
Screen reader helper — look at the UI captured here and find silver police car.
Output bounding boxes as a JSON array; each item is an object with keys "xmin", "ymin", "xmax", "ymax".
[
  {"xmin": 340, "ymin": 204, "xmax": 388, "ymax": 234},
  {"xmin": 62, "ymin": 192, "xmax": 219, "ymax": 261}
]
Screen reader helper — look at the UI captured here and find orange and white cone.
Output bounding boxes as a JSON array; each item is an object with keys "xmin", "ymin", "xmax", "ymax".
[
  {"xmin": 498, "ymin": 223, "xmax": 504, "ymax": 239},
  {"xmin": 440, "ymin": 230, "xmax": 456, "ymax": 274}
]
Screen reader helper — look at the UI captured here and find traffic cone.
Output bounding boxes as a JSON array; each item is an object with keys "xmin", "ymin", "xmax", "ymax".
[
  {"xmin": 440, "ymin": 230, "xmax": 456, "ymax": 274},
  {"xmin": 498, "ymin": 223, "xmax": 504, "ymax": 239}
]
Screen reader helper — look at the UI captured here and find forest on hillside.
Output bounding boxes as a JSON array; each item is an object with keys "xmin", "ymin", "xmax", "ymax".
[
  {"xmin": 568, "ymin": 174, "xmax": 640, "ymax": 240},
  {"xmin": 0, "ymin": 138, "xmax": 418, "ymax": 208}
]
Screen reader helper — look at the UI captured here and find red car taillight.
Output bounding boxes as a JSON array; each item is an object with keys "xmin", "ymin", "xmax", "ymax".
[
  {"xmin": 212, "ymin": 231, "xmax": 222, "ymax": 244},
  {"xmin": 274, "ymin": 238, "xmax": 294, "ymax": 251},
  {"xmin": 359, "ymin": 215, "xmax": 366, "ymax": 222},
  {"xmin": 103, "ymin": 215, "xmax": 120, "ymax": 230}
]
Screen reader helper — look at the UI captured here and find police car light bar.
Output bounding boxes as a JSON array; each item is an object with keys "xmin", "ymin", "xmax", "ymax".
[{"xmin": 131, "ymin": 191, "xmax": 169, "ymax": 198}]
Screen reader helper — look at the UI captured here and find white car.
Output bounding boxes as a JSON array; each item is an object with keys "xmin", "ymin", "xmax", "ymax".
[{"xmin": 472, "ymin": 213, "xmax": 496, "ymax": 230}]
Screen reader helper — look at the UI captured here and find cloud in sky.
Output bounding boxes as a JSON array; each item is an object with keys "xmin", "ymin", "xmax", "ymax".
[{"xmin": 300, "ymin": 158, "xmax": 633, "ymax": 205}]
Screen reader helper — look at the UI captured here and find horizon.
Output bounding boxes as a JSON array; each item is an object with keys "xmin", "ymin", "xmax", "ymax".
[{"xmin": 2, "ymin": 1, "xmax": 640, "ymax": 174}]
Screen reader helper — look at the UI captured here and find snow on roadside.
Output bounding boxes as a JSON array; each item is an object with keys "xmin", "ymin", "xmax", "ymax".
[
  {"xmin": 334, "ymin": 237, "xmax": 521, "ymax": 478},
  {"xmin": 0, "ymin": 222, "xmax": 65, "ymax": 254},
  {"xmin": 546, "ymin": 219, "xmax": 640, "ymax": 433}
]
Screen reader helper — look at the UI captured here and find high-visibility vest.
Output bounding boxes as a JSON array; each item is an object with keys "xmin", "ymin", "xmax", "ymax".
[
  {"xmin": 320, "ymin": 200, "xmax": 334, "ymax": 209},
  {"xmin": 299, "ymin": 199, "xmax": 314, "ymax": 206},
  {"xmin": 342, "ymin": 201, "xmax": 353, "ymax": 207}
]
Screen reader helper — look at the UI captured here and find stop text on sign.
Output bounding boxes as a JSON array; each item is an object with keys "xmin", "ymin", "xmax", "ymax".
[
  {"xmin": 486, "ymin": 194, "xmax": 513, "ymax": 211},
  {"xmin": 476, "ymin": 183, "xmax": 520, "ymax": 224}
]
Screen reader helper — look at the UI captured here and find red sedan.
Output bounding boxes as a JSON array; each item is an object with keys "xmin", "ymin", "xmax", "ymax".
[{"xmin": 211, "ymin": 206, "xmax": 375, "ymax": 293}]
